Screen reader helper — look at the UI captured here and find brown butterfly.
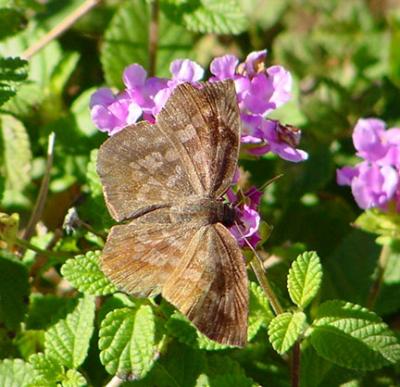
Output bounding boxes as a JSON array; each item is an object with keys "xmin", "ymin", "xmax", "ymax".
[{"xmin": 96, "ymin": 80, "xmax": 248, "ymax": 346}]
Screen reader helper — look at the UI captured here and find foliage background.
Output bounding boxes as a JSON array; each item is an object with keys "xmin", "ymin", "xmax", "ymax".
[{"xmin": 1, "ymin": 0, "xmax": 400, "ymax": 386}]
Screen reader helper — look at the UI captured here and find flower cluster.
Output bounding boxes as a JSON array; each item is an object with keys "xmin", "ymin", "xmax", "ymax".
[
  {"xmin": 90, "ymin": 50, "xmax": 307, "ymax": 161},
  {"xmin": 337, "ymin": 118, "xmax": 400, "ymax": 211},
  {"xmin": 90, "ymin": 51, "xmax": 308, "ymax": 248}
]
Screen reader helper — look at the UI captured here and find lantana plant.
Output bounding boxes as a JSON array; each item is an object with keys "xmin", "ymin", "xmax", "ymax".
[
  {"xmin": 1, "ymin": 2, "xmax": 400, "ymax": 387},
  {"xmin": 90, "ymin": 50, "xmax": 308, "ymax": 248}
]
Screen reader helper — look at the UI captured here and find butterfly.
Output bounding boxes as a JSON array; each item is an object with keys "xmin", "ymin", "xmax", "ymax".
[{"xmin": 96, "ymin": 80, "xmax": 248, "ymax": 346}]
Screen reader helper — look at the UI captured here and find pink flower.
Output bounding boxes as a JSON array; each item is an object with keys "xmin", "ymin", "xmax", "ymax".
[
  {"xmin": 153, "ymin": 59, "xmax": 204, "ymax": 115},
  {"xmin": 89, "ymin": 51, "xmax": 307, "ymax": 164},
  {"xmin": 89, "ymin": 88, "xmax": 142, "ymax": 135},
  {"xmin": 227, "ymin": 185, "xmax": 263, "ymax": 248},
  {"xmin": 337, "ymin": 118, "xmax": 400, "ymax": 211}
]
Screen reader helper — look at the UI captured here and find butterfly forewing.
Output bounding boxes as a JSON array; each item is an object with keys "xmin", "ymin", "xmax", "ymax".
[
  {"xmin": 156, "ymin": 81, "xmax": 240, "ymax": 197},
  {"xmin": 97, "ymin": 80, "xmax": 248, "ymax": 347},
  {"xmin": 97, "ymin": 120, "xmax": 196, "ymax": 222}
]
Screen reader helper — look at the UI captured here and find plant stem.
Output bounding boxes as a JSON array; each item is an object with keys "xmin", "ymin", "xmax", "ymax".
[
  {"xmin": 148, "ymin": 0, "xmax": 159, "ymax": 77},
  {"xmin": 250, "ymin": 253, "xmax": 284, "ymax": 315},
  {"xmin": 291, "ymin": 341, "xmax": 300, "ymax": 387},
  {"xmin": 21, "ymin": 0, "xmax": 101, "ymax": 60},
  {"xmin": 105, "ymin": 376, "xmax": 124, "ymax": 387},
  {"xmin": 15, "ymin": 237, "xmax": 71, "ymax": 258},
  {"xmin": 366, "ymin": 242, "xmax": 391, "ymax": 309},
  {"xmin": 22, "ymin": 132, "xmax": 55, "ymax": 241}
]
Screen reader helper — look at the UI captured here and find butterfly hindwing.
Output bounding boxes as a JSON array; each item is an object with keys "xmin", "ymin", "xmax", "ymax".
[
  {"xmin": 101, "ymin": 220, "xmax": 199, "ymax": 297},
  {"xmin": 162, "ymin": 223, "xmax": 248, "ymax": 347}
]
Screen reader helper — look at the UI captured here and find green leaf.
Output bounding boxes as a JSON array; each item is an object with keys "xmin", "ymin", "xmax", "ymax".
[
  {"xmin": 86, "ymin": 149, "xmax": 102, "ymax": 197},
  {"xmin": 26, "ymin": 294, "xmax": 67, "ymax": 330},
  {"xmin": 49, "ymin": 51, "xmax": 80, "ymax": 95},
  {"xmin": 248, "ymin": 281, "xmax": 274, "ymax": 340},
  {"xmin": 0, "ymin": 252, "xmax": 29, "ymax": 329},
  {"xmin": 202, "ymin": 354, "xmax": 255, "ymax": 386},
  {"xmin": 1, "ymin": 114, "xmax": 32, "ymax": 204},
  {"xmin": 29, "ymin": 353, "xmax": 64, "ymax": 386},
  {"xmin": 99, "ymin": 305, "xmax": 160, "ymax": 379},
  {"xmin": 61, "ymin": 369, "xmax": 87, "ymax": 387},
  {"xmin": 268, "ymin": 312, "xmax": 306, "ymax": 355},
  {"xmin": 166, "ymin": 311, "xmax": 234, "ymax": 351},
  {"xmin": 287, "ymin": 251, "xmax": 323, "ymax": 308},
  {"xmin": 15, "ymin": 330, "xmax": 44, "ymax": 360},
  {"xmin": 133, "ymin": 341, "xmax": 207, "ymax": 387},
  {"xmin": 310, "ymin": 300, "xmax": 400, "ymax": 370},
  {"xmin": 45, "ymin": 295, "xmax": 96, "ymax": 369},
  {"xmin": 0, "ymin": 56, "xmax": 27, "ymax": 106},
  {"xmin": 61, "ymin": 250, "xmax": 117, "ymax": 296},
  {"xmin": 0, "ymin": 359, "xmax": 34, "ymax": 387},
  {"xmin": 71, "ymin": 87, "xmax": 98, "ymax": 137},
  {"xmin": 322, "ymin": 229, "xmax": 379, "ymax": 305},
  {"xmin": 389, "ymin": 14, "xmax": 400, "ymax": 87},
  {"xmin": 0, "ymin": 8, "xmax": 26, "ymax": 40},
  {"xmin": 101, "ymin": 0, "xmax": 193, "ymax": 88},
  {"xmin": 354, "ymin": 208, "xmax": 400, "ymax": 239},
  {"xmin": 174, "ymin": 0, "xmax": 248, "ymax": 34}
]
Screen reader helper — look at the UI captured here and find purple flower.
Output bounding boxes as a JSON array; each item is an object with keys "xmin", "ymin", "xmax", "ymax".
[
  {"xmin": 243, "ymin": 119, "xmax": 308, "ymax": 162},
  {"xmin": 230, "ymin": 205, "xmax": 261, "ymax": 248},
  {"xmin": 153, "ymin": 59, "xmax": 204, "ymax": 115},
  {"xmin": 227, "ymin": 185, "xmax": 263, "ymax": 248},
  {"xmin": 338, "ymin": 162, "xmax": 399, "ymax": 210},
  {"xmin": 337, "ymin": 118, "xmax": 400, "ymax": 211},
  {"xmin": 89, "ymin": 88, "xmax": 142, "ymax": 135},
  {"xmin": 90, "ymin": 51, "xmax": 307, "ymax": 163}
]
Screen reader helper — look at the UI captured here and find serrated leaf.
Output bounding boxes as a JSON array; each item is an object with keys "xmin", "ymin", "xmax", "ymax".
[
  {"xmin": 0, "ymin": 359, "xmax": 34, "ymax": 387},
  {"xmin": 29, "ymin": 353, "xmax": 64, "ymax": 386},
  {"xmin": 181, "ymin": 0, "xmax": 248, "ymax": 34},
  {"xmin": 99, "ymin": 305, "xmax": 160, "ymax": 379},
  {"xmin": 61, "ymin": 369, "xmax": 87, "ymax": 387},
  {"xmin": 0, "ymin": 252, "xmax": 29, "ymax": 329},
  {"xmin": 0, "ymin": 56, "xmax": 27, "ymax": 106},
  {"xmin": 354, "ymin": 209, "xmax": 400, "ymax": 239},
  {"xmin": 61, "ymin": 250, "xmax": 117, "ymax": 296},
  {"xmin": 310, "ymin": 300, "xmax": 400, "ymax": 370},
  {"xmin": 101, "ymin": 0, "xmax": 193, "ymax": 88},
  {"xmin": 287, "ymin": 251, "xmax": 323, "ymax": 308},
  {"xmin": 166, "ymin": 312, "xmax": 234, "ymax": 351},
  {"xmin": 45, "ymin": 295, "xmax": 96, "ymax": 369},
  {"xmin": 1, "ymin": 114, "xmax": 32, "ymax": 195},
  {"xmin": 268, "ymin": 312, "xmax": 306, "ymax": 355},
  {"xmin": 248, "ymin": 281, "xmax": 274, "ymax": 340}
]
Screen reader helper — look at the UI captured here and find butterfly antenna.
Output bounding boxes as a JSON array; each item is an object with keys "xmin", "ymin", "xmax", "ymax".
[
  {"xmin": 234, "ymin": 221, "xmax": 283, "ymax": 315},
  {"xmin": 234, "ymin": 173, "xmax": 284, "ymax": 207}
]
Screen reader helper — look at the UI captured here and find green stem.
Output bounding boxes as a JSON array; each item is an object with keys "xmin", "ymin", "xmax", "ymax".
[
  {"xmin": 15, "ymin": 237, "xmax": 71, "ymax": 259},
  {"xmin": 250, "ymin": 254, "xmax": 284, "ymax": 315},
  {"xmin": 366, "ymin": 243, "xmax": 391, "ymax": 309}
]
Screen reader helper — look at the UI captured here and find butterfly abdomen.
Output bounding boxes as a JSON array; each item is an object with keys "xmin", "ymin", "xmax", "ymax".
[{"xmin": 169, "ymin": 198, "xmax": 235, "ymax": 227}]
